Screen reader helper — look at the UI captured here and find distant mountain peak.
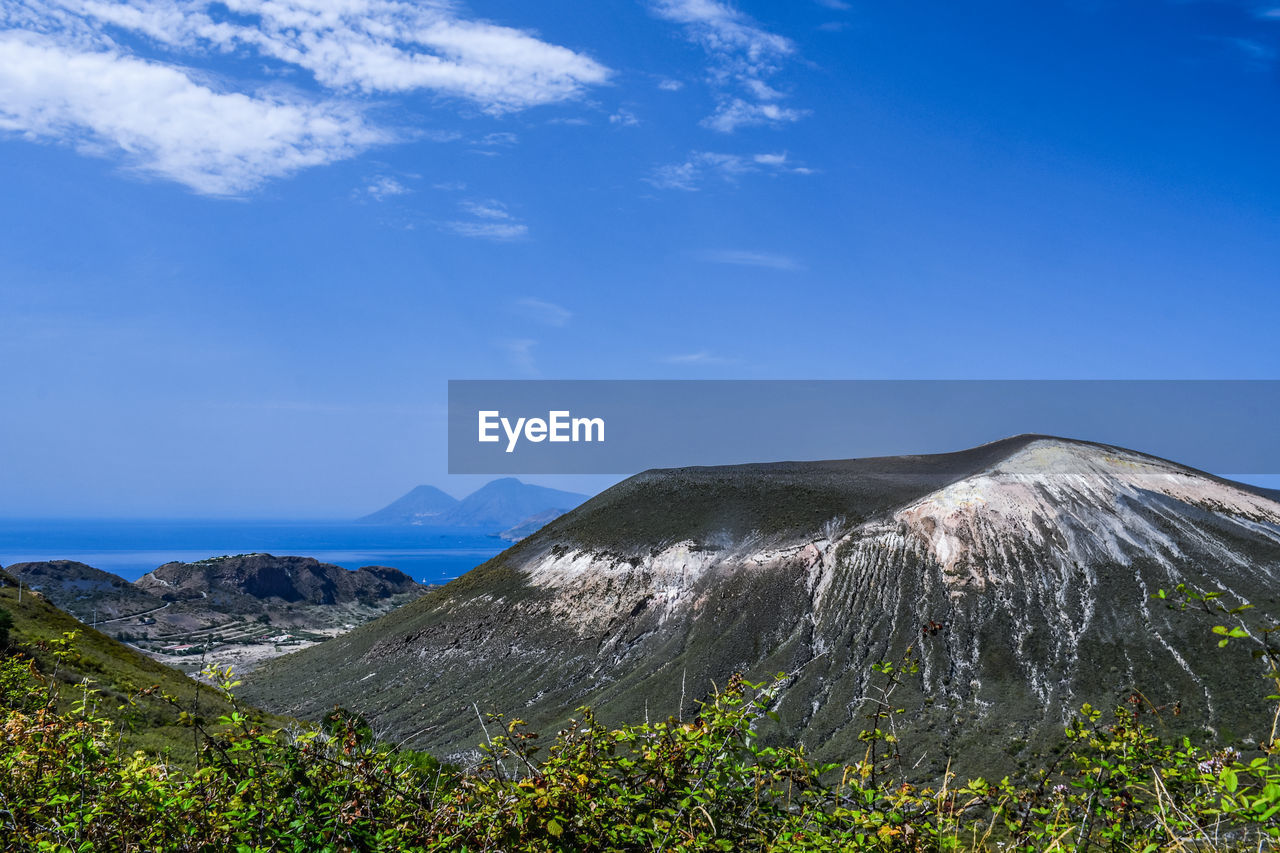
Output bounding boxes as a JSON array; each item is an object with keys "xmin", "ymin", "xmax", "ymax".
[
  {"xmin": 358, "ymin": 478, "xmax": 588, "ymax": 531},
  {"xmin": 357, "ymin": 485, "xmax": 459, "ymax": 525}
]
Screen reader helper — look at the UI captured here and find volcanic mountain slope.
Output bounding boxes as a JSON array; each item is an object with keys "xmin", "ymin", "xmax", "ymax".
[{"xmin": 242, "ymin": 436, "xmax": 1280, "ymax": 776}]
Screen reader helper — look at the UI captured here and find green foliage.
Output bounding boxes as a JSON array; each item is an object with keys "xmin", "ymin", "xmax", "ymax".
[{"xmin": 1, "ymin": 585, "xmax": 1279, "ymax": 850}]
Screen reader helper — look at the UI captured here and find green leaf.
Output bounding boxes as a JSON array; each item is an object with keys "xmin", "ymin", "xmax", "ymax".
[
  {"xmin": 547, "ymin": 818, "xmax": 563, "ymax": 838},
  {"xmin": 1221, "ymin": 768, "xmax": 1239, "ymax": 793}
]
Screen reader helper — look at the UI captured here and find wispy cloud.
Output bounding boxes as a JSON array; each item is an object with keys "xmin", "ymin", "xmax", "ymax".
[
  {"xmin": 365, "ymin": 175, "xmax": 411, "ymax": 201},
  {"xmin": 502, "ymin": 338, "xmax": 540, "ymax": 375},
  {"xmin": 0, "ymin": 0, "xmax": 610, "ymax": 193},
  {"xmin": 479, "ymin": 131, "xmax": 519, "ymax": 146},
  {"xmin": 460, "ymin": 199, "xmax": 514, "ymax": 220},
  {"xmin": 658, "ymin": 78, "xmax": 685, "ymax": 91},
  {"xmin": 704, "ymin": 99, "xmax": 808, "ymax": 133},
  {"xmin": 442, "ymin": 220, "xmax": 529, "ymax": 241},
  {"xmin": 514, "ymin": 297, "xmax": 572, "ymax": 327},
  {"xmin": 696, "ymin": 250, "xmax": 805, "ymax": 271},
  {"xmin": 647, "ymin": 150, "xmax": 814, "ymax": 190},
  {"xmin": 650, "ymin": 0, "xmax": 805, "ymax": 132},
  {"xmin": 661, "ymin": 350, "xmax": 738, "ymax": 365},
  {"xmin": 813, "ymin": 0, "xmax": 851, "ymax": 9},
  {"xmin": 1220, "ymin": 36, "xmax": 1276, "ymax": 67},
  {"xmin": 609, "ymin": 108, "xmax": 640, "ymax": 126},
  {"xmin": 442, "ymin": 198, "xmax": 528, "ymax": 240}
]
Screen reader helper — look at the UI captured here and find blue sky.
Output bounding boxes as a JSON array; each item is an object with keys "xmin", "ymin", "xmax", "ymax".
[{"xmin": 1, "ymin": 0, "xmax": 1278, "ymax": 517}]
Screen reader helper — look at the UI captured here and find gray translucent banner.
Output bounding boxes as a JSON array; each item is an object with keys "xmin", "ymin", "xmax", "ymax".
[{"xmin": 447, "ymin": 380, "xmax": 1280, "ymax": 475}]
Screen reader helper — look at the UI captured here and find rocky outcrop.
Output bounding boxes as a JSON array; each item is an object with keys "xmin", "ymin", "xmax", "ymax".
[{"xmin": 137, "ymin": 554, "xmax": 422, "ymax": 605}]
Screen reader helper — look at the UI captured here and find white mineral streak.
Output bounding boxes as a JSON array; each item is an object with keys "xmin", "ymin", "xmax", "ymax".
[{"xmin": 523, "ymin": 539, "xmax": 825, "ymax": 634}]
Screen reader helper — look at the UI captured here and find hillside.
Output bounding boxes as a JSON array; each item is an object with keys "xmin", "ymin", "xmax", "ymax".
[
  {"xmin": 0, "ymin": 567, "xmax": 289, "ymax": 765},
  {"xmin": 242, "ymin": 436, "xmax": 1280, "ymax": 777},
  {"xmin": 8, "ymin": 559, "xmax": 163, "ymax": 620}
]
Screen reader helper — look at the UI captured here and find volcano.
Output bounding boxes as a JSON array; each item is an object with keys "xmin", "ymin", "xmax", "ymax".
[{"xmin": 241, "ymin": 436, "xmax": 1280, "ymax": 776}]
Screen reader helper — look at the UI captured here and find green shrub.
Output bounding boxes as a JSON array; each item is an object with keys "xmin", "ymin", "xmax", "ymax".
[{"xmin": 1, "ymin": 585, "xmax": 1278, "ymax": 851}]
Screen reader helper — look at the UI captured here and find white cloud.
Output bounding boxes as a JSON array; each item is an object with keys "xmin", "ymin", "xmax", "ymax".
[
  {"xmin": 365, "ymin": 175, "xmax": 409, "ymax": 200},
  {"xmin": 609, "ymin": 108, "xmax": 640, "ymax": 126},
  {"xmin": 1258, "ymin": 7, "xmax": 1280, "ymax": 19},
  {"xmin": 753, "ymin": 150, "xmax": 814, "ymax": 173},
  {"xmin": 0, "ymin": 0, "xmax": 611, "ymax": 192},
  {"xmin": 703, "ymin": 98, "xmax": 808, "ymax": 132},
  {"xmin": 514, "ymin": 297, "xmax": 571, "ymax": 327},
  {"xmin": 0, "ymin": 31, "xmax": 386, "ymax": 195},
  {"xmin": 658, "ymin": 78, "xmax": 685, "ymax": 91},
  {"xmin": 813, "ymin": 0, "xmax": 851, "ymax": 9},
  {"xmin": 650, "ymin": 0, "xmax": 804, "ymax": 132},
  {"xmin": 696, "ymin": 249, "xmax": 804, "ymax": 270},
  {"xmin": 651, "ymin": 0, "xmax": 792, "ymax": 67},
  {"xmin": 647, "ymin": 149, "xmax": 813, "ymax": 190},
  {"xmin": 460, "ymin": 199, "xmax": 513, "ymax": 219},
  {"xmin": 53, "ymin": 0, "xmax": 612, "ymax": 111}
]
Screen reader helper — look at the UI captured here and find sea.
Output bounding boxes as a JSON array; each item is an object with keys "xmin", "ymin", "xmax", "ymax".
[{"xmin": 0, "ymin": 519, "xmax": 509, "ymax": 585}]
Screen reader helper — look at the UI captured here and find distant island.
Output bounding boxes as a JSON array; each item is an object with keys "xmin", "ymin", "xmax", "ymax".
[{"xmin": 357, "ymin": 477, "xmax": 588, "ymax": 540}]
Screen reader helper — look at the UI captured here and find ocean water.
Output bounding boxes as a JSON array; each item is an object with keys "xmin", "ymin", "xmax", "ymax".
[{"xmin": 0, "ymin": 520, "xmax": 509, "ymax": 585}]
